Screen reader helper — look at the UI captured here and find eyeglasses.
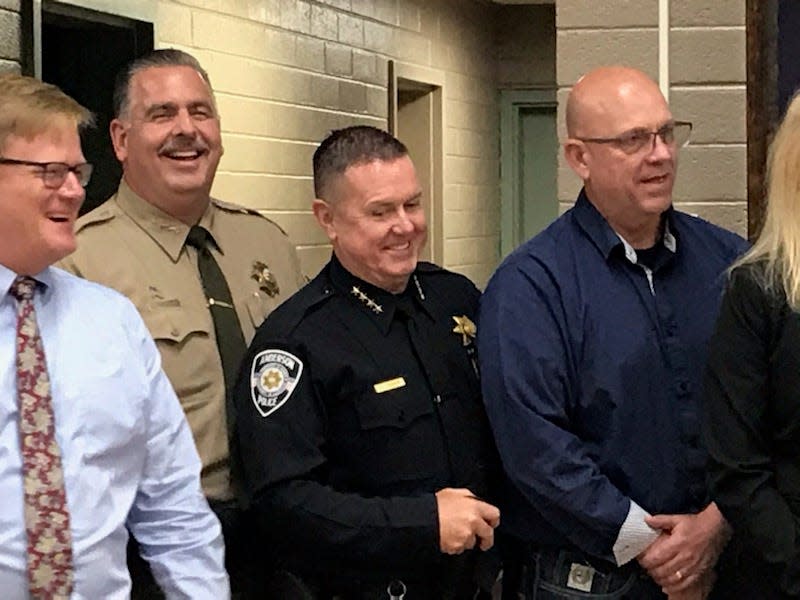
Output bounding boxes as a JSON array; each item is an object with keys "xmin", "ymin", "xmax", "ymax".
[
  {"xmin": 575, "ymin": 121, "xmax": 693, "ymax": 155},
  {"xmin": 0, "ymin": 157, "xmax": 94, "ymax": 188}
]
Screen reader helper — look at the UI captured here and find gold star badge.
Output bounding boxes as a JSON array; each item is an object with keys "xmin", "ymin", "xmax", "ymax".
[
  {"xmin": 252, "ymin": 261, "xmax": 280, "ymax": 297},
  {"xmin": 261, "ymin": 368, "xmax": 283, "ymax": 390},
  {"xmin": 452, "ymin": 315, "xmax": 476, "ymax": 346}
]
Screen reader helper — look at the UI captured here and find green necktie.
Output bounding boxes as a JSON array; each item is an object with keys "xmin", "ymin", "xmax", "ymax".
[{"xmin": 185, "ymin": 225, "xmax": 246, "ymax": 446}]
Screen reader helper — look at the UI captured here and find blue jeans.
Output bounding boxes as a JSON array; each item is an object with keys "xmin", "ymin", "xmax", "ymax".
[{"xmin": 515, "ymin": 548, "xmax": 665, "ymax": 599}]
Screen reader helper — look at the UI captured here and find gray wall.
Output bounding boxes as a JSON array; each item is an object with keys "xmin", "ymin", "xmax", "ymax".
[{"xmin": 0, "ymin": 0, "xmax": 21, "ymax": 73}]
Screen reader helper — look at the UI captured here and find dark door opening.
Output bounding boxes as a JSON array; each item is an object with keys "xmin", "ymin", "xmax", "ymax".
[{"xmin": 41, "ymin": 2, "xmax": 152, "ymax": 214}]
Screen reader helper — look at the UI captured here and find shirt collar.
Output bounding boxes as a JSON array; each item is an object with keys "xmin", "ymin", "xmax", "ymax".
[
  {"xmin": 115, "ymin": 179, "xmax": 218, "ymax": 261},
  {"xmin": 0, "ymin": 263, "xmax": 54, "ymax": 302},
  {"xmin": 573, "ymin": 187, "xmax": 678, "ymax": 265},
  {"xmin": 327, "ymin": 254, "xmax": 431, "ymax": 334}
]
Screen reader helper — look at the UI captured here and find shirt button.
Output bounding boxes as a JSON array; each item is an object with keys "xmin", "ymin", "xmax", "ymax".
[{"xmin": 171, "ymin": 328, "xmax": 179, "ymax": 336}]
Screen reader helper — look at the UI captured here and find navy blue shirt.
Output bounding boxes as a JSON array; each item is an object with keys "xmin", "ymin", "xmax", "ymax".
[{"xmin": 478, "ymin": 190, "xmax": 747, "ymax": 563}]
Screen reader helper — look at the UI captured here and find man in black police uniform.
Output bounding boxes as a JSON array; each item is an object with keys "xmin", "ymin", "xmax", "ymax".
[{"xmin": 234, "ymin": 126, "xmax": 500, "ymax": 598}]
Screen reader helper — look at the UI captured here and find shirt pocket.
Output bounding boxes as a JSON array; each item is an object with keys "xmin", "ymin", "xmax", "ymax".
[
  {"xmin": 143, "ymin": 303, "xmax": 210, "ymax": 345},
  {"xmin": 139, "ymin": 303, "xmax": 215, "ymax": 413},
  {"xmin": 347, "ymin": 387, "xmax": 443, "ymax": 488},
  {"xmin": 354, "ymin": 386, "xmax": 434, "ymax": 430}
]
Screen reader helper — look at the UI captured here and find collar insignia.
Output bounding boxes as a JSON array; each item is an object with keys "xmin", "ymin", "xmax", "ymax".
[
  {"xmin": 351, "ymin": 285, "xmax": 383, "ymax": 314},
  {"xmin": 252, "ymin": 261, "xmax": 280, "ymax": 297},
  {"xmin": 452, "ymin": 315, "xmax": 476, "ymax": 346}
]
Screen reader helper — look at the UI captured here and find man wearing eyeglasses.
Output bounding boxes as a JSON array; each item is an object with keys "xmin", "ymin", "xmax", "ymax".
[
  {"xmin": 58, "ymin": 49, "xmax": 305, "ymax": 598},
  {"xmin": 0, "ymin": 73, "xmax": 228, "ymax": 599},
  {"xmin": 479, "ymin": 66, "xmax": 748, "ymax": 599}
]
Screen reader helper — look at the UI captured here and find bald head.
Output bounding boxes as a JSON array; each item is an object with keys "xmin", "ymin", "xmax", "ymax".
[
  {"xmin": 562, "ymin": 65, "xmax": 679, "ymax": 249},
  {"xmin": 566, "ymin": 66, "xmax": 667, "ymax": 138}
]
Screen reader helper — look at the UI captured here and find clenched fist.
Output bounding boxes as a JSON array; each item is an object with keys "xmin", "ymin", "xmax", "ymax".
[{"xmin": 436, "ymin": 488, "xmax": 500, "ymax": 555}]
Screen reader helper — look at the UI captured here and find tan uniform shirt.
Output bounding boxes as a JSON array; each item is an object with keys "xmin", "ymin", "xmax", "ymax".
[{"xmin": 59, "ymin": 181, "xmax": 305, "ymax": 500}]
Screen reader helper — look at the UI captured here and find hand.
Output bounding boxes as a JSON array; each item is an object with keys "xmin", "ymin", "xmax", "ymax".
[
  {"xmin": 667, "ymin": 569, "xmax": 716, "ymax": 600},
  {"xmin": 638, "ymin": 503, "xmax": 730, "ymax": 593},
  {"xmin": 435, "ymin": 488, "xmax": 500, "ymax": 555}
]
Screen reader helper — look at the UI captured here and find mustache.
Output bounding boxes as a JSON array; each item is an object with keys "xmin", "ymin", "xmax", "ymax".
[{"xmin": 158, "ymin": 136, "xmax": 208, "ymax": 155}]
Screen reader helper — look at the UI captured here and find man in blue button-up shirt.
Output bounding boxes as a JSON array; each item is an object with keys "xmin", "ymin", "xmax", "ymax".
[
  {"xmin": 0, "ymin": 73, "xmax": 228, "ymax": 598},
  {"xmin": 479, "ymin": 66, "xmax": 747, "ymax": 599}
]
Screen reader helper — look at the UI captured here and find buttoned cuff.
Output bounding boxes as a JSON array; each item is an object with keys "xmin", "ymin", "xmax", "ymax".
[{"xmin": 612, "ymin": 501, "xmax": 660, "ymax": 566}]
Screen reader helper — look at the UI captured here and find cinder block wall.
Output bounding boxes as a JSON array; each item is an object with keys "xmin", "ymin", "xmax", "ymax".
[
  {"xmin": 0, "ymin": 0, "xmax": 21, "ymax": 73},
  {"xmin": 157, "ymin": 0, "xmax": 501, "ymax": 285},
  {"xmin": 555, "ymin": 0, "xmax": 747, "ymax": 237}
]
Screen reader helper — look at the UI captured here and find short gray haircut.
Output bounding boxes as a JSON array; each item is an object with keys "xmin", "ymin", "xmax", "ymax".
[{"xmin": 112, "ymin": 48, "xmax": 214, "ymax": 118}]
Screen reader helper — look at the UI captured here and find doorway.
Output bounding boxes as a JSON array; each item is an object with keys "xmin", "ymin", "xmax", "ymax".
[
  {"xmin": 500, "ymin": 89, "xmax": 558, "ymax": 256},
  {"xmin": 40, "ymin": 1, "xmax": 153, "ymax": 214},
  {"xmin": 389, "ymin": 61, "xmax": 444, "ymax": 264}
]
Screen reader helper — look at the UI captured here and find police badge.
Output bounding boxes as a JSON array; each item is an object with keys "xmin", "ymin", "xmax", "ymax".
[
  {"xmin": 451, "ymin": 315, "xmax": 476, "ymax": 346},
  {"xmin": 250, "ymin": 349, "xmax": 303, "ymax": 417},
  {"xmin": 251, "ymin": 260, "xmax": 280, "ymax": 297},
  {"xmin": 452, "ymin": 315, "xmax": 479, "ymax": 378}
]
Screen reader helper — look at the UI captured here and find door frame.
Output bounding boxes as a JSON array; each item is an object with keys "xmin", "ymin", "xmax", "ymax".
[
  {"xmin": 388, "ymin": 60, "xmax": 445, "ymax": 264},
  {"xmin": 500, "ymin": 88, "xmax": 557, "ymax": 256}
]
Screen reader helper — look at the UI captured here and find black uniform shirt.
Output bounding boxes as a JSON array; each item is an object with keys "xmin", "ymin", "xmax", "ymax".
[{"xmin": 234, "ymin": 254, "xmax": 496, "ymax": 584}]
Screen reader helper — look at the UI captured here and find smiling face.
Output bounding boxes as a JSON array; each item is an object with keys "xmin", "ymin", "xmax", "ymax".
[
  {"xmin": 313, "ymin": 156, "xmax": 427, "ymax": 293},
  {"xmin": 564, "ymin": 67, "xmax": 679, "ymax": 244},
  {"xmin": 0, "ymin": 122, "xmax": 86, "ymax": 274},
  {"xmin": 110, "ymin": 65, "xmax": 222, "ymax": 223}
]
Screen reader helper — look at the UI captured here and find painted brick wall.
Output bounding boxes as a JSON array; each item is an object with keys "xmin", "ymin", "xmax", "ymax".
[
  {"xmin": 155, "ymin": 0, "xmax": 504, "ymax": 286},
  {"xmin": 0, "ymin": 0, "xmax": 21, "ymax": 73},
  {"xmin": 555, "ymin": 0, "xmax": 747, "ymax": 237}
]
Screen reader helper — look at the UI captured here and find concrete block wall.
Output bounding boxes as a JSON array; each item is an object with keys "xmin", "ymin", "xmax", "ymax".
[
  {"xmin": 155, "ymin": 0, "xmax": 501, "ymax": 286},
  {"xmin": 670, "ymin": 0, "xmax": 747, "ymax": 236},
  {"xmin": 0, "ymin": 0, "xmax": 21, "ymax": 73},
  {"xmin": 555, "ymin": 0, "xmax": 747, "ymax": 237}
]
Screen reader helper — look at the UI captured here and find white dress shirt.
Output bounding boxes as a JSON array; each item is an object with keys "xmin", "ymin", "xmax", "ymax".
[{"xmin": 0, "ymin": 264, "xmax": 229, "ymax": 599}]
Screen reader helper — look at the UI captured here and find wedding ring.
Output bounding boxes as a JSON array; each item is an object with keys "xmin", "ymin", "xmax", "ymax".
[{"xmin": 675, "ymin": 569, "xmax": 683, "ymax": 581}]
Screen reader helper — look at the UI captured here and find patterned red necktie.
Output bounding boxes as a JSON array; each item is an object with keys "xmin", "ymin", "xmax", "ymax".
[{"xmin": 11, "ymin": 276, "xmax": 73, "ymax": 599}]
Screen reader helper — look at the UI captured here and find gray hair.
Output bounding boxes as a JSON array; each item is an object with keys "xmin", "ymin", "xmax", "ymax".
[{"xmin": 112, "ymin": 48, "xmax": 214, "ymax": 118}]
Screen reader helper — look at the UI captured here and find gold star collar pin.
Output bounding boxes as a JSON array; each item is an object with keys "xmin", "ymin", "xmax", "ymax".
[
  {"xmin": 452, "ymin": 315, "xmax": 477, "ymax": 346},
  {"xmin": 252, "ymin": 261, "xmax": 280, "ymax": 297}
]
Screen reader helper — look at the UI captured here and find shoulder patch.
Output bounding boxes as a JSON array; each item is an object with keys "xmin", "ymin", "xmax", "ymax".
[{"xmin": 250, "ymin": 349, "xmax": 303, "ymax": 417}]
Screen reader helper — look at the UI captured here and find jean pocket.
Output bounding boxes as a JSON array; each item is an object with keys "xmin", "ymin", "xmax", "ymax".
[{"xmin": 528, "ymin": 552, "xmax": 640, "ymax": 599}]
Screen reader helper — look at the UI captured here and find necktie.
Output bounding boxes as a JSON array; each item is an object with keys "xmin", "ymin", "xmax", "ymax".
[
  {"xmin": 185, "ymin": 226, "xmax": 247, "ymax": 450},
  {"xmin": 11, "ymin": 276, "xmax": 73, "ymax": 599}
]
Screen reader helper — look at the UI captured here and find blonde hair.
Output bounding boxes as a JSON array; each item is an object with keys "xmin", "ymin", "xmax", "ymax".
[
  {"xmin": 0, "ymin": 73, "xmax": 93, "ymax": 151},
  {"xmin": 736, "ymin": 92, "xmax": 800, "ymax": 309}
]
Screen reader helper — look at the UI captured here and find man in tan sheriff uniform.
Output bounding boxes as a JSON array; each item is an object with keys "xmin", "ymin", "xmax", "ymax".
[{"xmin": 59, "ymin": 48, "xmax": 304, "ymax": 599}]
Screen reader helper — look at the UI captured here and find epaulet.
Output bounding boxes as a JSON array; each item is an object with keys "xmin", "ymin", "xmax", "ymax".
[
  {"xmin": 262, "ymin": 269, "xmax": 335, "ymax": 334},
  {"xmin": 74, "ymin": 201, "xmax": 117, "ymax": 233},
  {"xmin": 415, "ymin": 261, "xmax": 446, "ymax": 274},
  {"xmin": 211, "ymin": 198, "xmax": 290, "ymax": 236},
  {"xmin": 414, "ymin": 261, "xmax": 480, "ymax": 299}
]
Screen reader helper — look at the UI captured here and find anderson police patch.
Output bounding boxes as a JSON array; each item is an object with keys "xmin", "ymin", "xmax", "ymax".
[{"xmin": 250, "ymin": 349, "xmax": 303, "ymax": 417}]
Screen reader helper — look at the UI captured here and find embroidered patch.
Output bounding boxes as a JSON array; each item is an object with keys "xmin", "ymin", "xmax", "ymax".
[
  {"xmin": 251, "ymin": 260, "xmax": 280, "ymax": 297},
  {"xmin": 250, "ymin": 349, "xmax": 303, "ymax": 417}
]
